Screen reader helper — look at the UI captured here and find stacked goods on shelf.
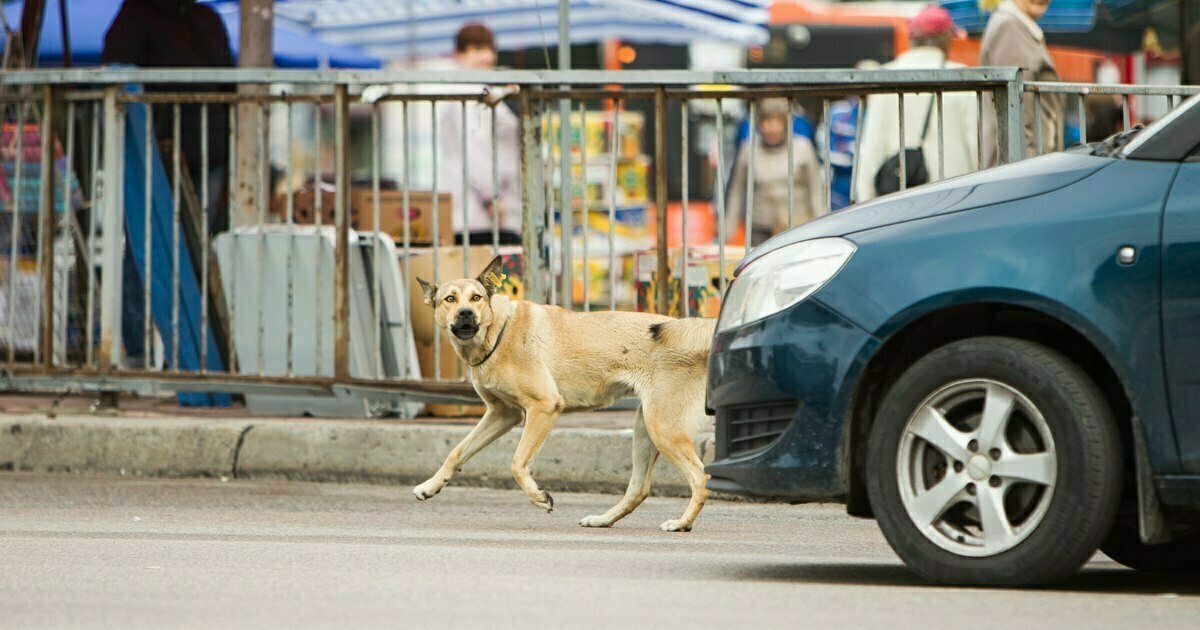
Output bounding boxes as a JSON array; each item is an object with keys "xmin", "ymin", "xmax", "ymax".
[
  {"xmin": 549, "ymin": 109, "xmax": 650, "ymax": 217},
  {"xmin": 277, "ymin": 184, "xmax": 453, "ymax": 245},
  {"xmin": 635, "ymin": 245, "xmax": 745, "ymax": 318}
]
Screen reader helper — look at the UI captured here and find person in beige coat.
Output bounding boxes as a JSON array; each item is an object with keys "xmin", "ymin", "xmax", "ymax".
[
  {"xmin": 980, "ymin": 0, "xmax": 1064, "ymax": 167},
  {"xmin": 726, "ymin": 98, "xmax": 824, "ymax": 247},
  {"xmin": 854, "ymin": 6, "xmax": 979, "ymax": 203}
]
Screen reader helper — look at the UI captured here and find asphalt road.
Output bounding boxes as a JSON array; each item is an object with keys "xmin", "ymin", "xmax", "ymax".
[{"xmin": 1, "ymin": 474, "xmax": 1197, "ymax": 629}]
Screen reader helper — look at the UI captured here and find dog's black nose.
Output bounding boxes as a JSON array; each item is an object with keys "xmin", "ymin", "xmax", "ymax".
[{"xmin": 455, "ymin": 309, "xmax": 475, "ymax": 321}]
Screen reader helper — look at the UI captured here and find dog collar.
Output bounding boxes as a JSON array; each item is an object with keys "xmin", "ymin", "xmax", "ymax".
[{"xmin": 469, "ymin": 319, "xmax": 508, "ymax": 368}]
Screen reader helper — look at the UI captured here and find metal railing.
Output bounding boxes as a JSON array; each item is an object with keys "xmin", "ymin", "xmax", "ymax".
[{"xmin": 0, "ymin": 67, "xmax": 1188, "ymax": 415}]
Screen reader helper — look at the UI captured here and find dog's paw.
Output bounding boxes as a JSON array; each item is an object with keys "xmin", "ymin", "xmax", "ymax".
[
  {"xmin": 412, "ymin": 480, "xmax": 442, "ymax": 501},
  {"xmin": 660, "ymin": 519, "xmax": 693, "ymax": 532},
  {"xmin": 532, "ymin": 490, "xmax": 554, "ymax": 513},
  {"xmin": 579, "ymin": 515, "xmax": 614, "ymax": 528}
]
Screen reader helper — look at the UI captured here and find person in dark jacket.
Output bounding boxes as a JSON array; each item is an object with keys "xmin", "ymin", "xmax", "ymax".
[{"xmin": 103, "ymin": 0, "xmax": 233, "ymax": 202}]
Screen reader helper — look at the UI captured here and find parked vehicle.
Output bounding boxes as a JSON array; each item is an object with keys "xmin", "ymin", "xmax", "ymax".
[{"xmin": 705, "ymin": 94, "xmax": 1200, "ymax": 586}]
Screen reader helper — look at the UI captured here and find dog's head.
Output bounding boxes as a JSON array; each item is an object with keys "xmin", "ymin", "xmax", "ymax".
[{"xmin": 417, "ymin": 256, "xmax": 505, "ymax": 343}]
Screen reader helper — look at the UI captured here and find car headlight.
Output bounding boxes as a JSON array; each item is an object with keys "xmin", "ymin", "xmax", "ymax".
[{"xmin": 717, "ymin": 237, "xmax": 856, "ymax": 333}]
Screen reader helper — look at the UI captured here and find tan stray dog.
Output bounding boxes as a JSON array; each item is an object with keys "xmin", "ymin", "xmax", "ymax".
[{"xmin": 413, "ymin": 257, "xmax": 717, "ymax": 532}]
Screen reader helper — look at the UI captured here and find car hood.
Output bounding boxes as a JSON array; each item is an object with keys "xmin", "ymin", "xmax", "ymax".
[{"xmin": 738, "ymin": 151, "xmax": 1116, "ymax": 272}]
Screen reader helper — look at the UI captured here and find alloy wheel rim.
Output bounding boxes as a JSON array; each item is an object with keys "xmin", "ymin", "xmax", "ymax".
[{"xmin": 896, "ymin": 379, "xmax": 1058, "ymax": 558}]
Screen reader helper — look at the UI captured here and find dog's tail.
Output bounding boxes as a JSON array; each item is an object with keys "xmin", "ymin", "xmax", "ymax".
[{"xmin": 649, "ymin": 318, "xmax": 717, "ymax": 356}]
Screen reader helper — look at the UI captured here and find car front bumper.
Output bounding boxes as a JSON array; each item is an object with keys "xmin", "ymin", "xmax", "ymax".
[{"xmin": 705, "ymin": 297, "xmax": 879, "ymax": 501}]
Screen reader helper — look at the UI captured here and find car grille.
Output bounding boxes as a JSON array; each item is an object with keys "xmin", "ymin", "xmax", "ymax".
[{"xmin": 717, "ymin": 401, "xmax": 799, "ymax": 460}]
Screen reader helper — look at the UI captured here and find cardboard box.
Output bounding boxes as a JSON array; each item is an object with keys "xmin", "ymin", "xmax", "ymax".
[
  {"xmin": 405, "ymin": 245, "xmax": 524, "ymax": 344},
  {"xmin": 635, "ymin": 246, "xmax": 744, "ymax": 318},
  {"xmin": 415, "ymin": 340, "xmax": 486, "ymax": 417},
  {"xmin": 285, "ymin": 187, "xmax": 453, "ymax": 245}
]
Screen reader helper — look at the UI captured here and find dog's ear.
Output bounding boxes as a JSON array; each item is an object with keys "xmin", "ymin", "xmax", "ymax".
[
  {"xmin": 416, "ymin": 277, "xmax": 439, "ymax": 307},
  {"xmin": 476, "ymin": 256, "xmax": 506, "ymax": 297}
]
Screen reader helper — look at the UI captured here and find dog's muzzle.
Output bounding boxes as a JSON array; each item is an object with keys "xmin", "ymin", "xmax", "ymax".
[{"xmin": 450, "ymin": 309, "xmax": 480, "ymax": 340}]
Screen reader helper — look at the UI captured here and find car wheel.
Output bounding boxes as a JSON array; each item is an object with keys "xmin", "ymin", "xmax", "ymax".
[
  {"xmin": 866, "ymin": 337, "xmax": 1122, "ymax": 586},
  {"xmin": 1101, "ymin": 518, "xmax": 1200, "ymax": 574}
]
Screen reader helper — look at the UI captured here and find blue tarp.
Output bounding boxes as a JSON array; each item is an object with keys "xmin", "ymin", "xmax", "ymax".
[
  {"xmin": 121, "ymin": 84, "xmax": 231, "ymax": 407},
  {"xmin": 940, "ymin": 0, "xmax": 1099, "ymax": 34},
  {"xmin": 1, "ymin": 0, "xmax": 380, "ymax": 68}
]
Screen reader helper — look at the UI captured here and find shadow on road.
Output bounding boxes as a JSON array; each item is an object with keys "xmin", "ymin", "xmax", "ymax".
[{"xmin": 730, "ymin": 562, "xmax": 1200, "ymax": 595}]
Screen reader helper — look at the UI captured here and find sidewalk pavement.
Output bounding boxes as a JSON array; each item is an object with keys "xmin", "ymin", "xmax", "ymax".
[{"xmin": 0, "ymin": 394, "xmax": 714, "ymax": 497}]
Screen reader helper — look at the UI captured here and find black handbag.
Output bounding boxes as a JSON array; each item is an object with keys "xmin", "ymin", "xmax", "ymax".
[{"xmin": 873, "ymin": 82, "xmax": 940, "ymax": 196}]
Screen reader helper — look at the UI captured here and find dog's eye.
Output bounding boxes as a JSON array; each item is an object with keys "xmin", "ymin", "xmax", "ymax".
[
  {"xmin": 444, "ymin": 295, "xmax": 457, "ymax": 303},
  {"xmin": 471, "ymin": 294, "xmax": 483, "ymax": 302}
]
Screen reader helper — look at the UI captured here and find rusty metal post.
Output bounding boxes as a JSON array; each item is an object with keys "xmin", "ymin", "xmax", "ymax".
[
  {"xmin": 38, "ymin": 85, "xmax": 55, "ymax": 367},
  {"xmin": 519, "ymin": 89, "xmax": 549, "ymax": 304},
  {"xmin": 654, "ymin": 86, "xmax": 669, "ymax": 316},
  {"xmin": 332, "ymin": 83, "xmax": 351, "ymax": 381}
]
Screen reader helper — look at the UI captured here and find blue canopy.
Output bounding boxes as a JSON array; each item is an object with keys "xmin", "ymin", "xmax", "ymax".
[
  {"xmin": 224, "ymin": 0, "xmax": 771, "ymax": 60},
  {"xmin": 940, "ymin": 0, "xmax": 1099, "ymax": 34},
  {"xmin": 1, "ymin": 0, "xmax": 381, "ymax": 68}
]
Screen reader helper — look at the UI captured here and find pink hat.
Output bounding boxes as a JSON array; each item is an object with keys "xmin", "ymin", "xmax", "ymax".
[{"xmin": 909, "ymin": 5, "xmax": 960, "ymax": 38}]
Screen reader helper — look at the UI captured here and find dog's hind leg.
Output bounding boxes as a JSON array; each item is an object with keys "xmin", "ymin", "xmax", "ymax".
[
  {"xmin": 510, "ymin": 397, "xmax": 564, "ymax": 513},
  {"xmin": 644, "ymin": 397, "xmax": 711, "ymax": 533},
  {"xmin": 413, "ymin": 404, "xmax": 521, "ymax": 501},
  {"xmin": 580, "ymin": 406, "xmax": 659, "ymax": 528}
]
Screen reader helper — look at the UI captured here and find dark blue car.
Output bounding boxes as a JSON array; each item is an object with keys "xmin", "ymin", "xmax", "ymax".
[{"xmin": 705, "ymin": 94, "xmax": 1200, "ymax": 586}]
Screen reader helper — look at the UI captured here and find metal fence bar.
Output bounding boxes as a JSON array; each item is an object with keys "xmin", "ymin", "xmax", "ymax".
[
  {"xmin": 142, "ymin": 105, "xmax": 154, "ymax": 367},
  {"xmin": 255, "ymin": 104, "xmax": 266, "ymax": 377},
  {"xmin": 1077, "ymin": 92, "xmax": 1087, "ymax": 145},
  {"xmin": 371, "ymin": 102, "xmax": 382, "ymax": 379},
  {"xmin": 898, "ymin": 93, "xmax": 907, "ymax": 190},
  {"xmin": 715, "ymin": 98, "xmax": 728, "ymax": 296},
  {"xmin": 1121, "ymin": 94, "xmax": 1130, "ymax": 131},
  {"xmin": 996, "ymin": 74, "xmax": 1025, "ymax": 165},
  {"xmin": 936, "ymin": 91, "xmax": 945, "ymax": 181},
  {"xmin": 312, "ymin": 103, "xmax": 323, "ymax": 375},
  {"xmin": 37, "ymin": 87, "xmax": 55, "ymax": 368},
  {"xmin": 518, "ymin": 89, "xmax": 548, "ymax": 304},
  {"xmin": 8, "ymin": 102, "xmax": 24, "ymax": 367},
  {"xmin": 491, "ymin": 105, "xmax": 500, "ymax": 255},
  {"xmin": 822, "ymin": 98, "xmax": 831, "ymax": 213},
  {"xmin": 654, "ymin": 87, "xmax": 669, "ymax": 315},
  {"xmin": 431, "ymin": 99, "xmax": 441, "ymax": 379},
  {"xmin": 283, "ymin": 102, "xmax": 293, "ymax": 377},
  {"xmin": 98, "ymin": 87, "xmax": 125, "ymax": 369},
  {"xmin": 580, "ymin": 101, "xmax": 589, "ymax": 311},
  {"xmin": 680, "ymin": 98, "xmax": 690, "ymax": 318},
  {"xmin": 745, "ymin": 98, "xmax": 756, "ymax": 249},
  {"xmin": 86, "ymin": 101, "xmax": 99, "ymax": 368},
  {"xmin": 607, "ymin": 99, "xmax": 619, "ymax": 312},
  {"xmin": 227, "ymin": 102, "xmax": 238, "ymax": 373},
  {"xmin": 401, "ymin": 100, "xmax": 413, "ymax": 378},
  {"xmin": 461, "ymin": 102, "xmax": 470, "ymax": 280},
  {"xmin": 60, "ymin": 98, "xmax": 75, "ymax": 367},
  {"xmin": 172, "ymin": 103, "xmax": 183, "ymax": 371},
  {"xmin": 849, "ymin": 93, "xmax": 865, "ymax": 206},
  {"xmin": 200, "ymin": 104, "xmax": 210, "ymax": 374},
  {"xmin": 786, "ymin": 97, "xmax": 795, "ymax": 228},
  {"xmin": 559, "ymin": 96, "xmax": 573, "ymax": 311},
  {"xmin": 1033, "ymin": 94, "xmax": 1043, "ymax": 155},
  {"xmin": 977, "ymin": 91, "xmax": 985, "ymax": 167},
  {"xmin": 332, "ymin": 84, "xmax": 351, "ymax": 381},
  {"xmin": 545, "ymin": 102, "xmax": 556, "ymax": 307},
  {"xmin": 1025, "ymin": 81, "xmax": 1200, "ymax": 96}
]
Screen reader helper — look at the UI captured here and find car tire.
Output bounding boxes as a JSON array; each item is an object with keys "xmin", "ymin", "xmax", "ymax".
[
  {"xmin": 866, "ymin": 337, "xmax": 1123, "ymax": 586},
  {"xmin": 1101, "ymin": 518, "xmax": 1200, "ymax": 574}
]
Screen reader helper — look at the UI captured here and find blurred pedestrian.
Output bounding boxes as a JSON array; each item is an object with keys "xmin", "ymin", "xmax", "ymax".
[
  {"xmin": 855, "ymin": 6, "xmax": 978, "ymax": 202},
  {"xmin": 1085, "ymin": 94, "xmax": 1123, "ymax": 142},
  {"xmin": 979, "ymin": 0, "xmax": 1063, "ymax": 166},
  {"xmin": 437, "ymin": 23, "xmax": 522, "ymax": 245},
  {"xmin": 726, "ymin": 98, "xmax": 824, "ymax": 247}
]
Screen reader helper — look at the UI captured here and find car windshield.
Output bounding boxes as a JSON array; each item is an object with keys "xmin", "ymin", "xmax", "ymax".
[{"xmin": 1118, "ymin": 93, "xmax": 1200, "ymax": 158}]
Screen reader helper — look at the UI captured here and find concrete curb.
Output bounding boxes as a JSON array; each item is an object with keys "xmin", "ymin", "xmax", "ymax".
[{"xmin": 0, "ymin": 415, "xmax": 713, "ymax": 497}]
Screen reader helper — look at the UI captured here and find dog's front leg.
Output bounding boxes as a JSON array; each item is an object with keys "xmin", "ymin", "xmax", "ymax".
[
  {"xmin": 510, "ymin": 398, "xmax": 563, "ymax": 513},
  {"xmin": 414, "ymin": 405, "xmax": 520, "ymax": 501}
]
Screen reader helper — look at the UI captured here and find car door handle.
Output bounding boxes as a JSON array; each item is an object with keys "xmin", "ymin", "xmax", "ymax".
[{"xmin": 1117, "ymin": 246, "xmax": 1137, "ymax": 265}]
